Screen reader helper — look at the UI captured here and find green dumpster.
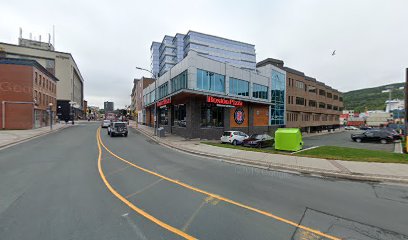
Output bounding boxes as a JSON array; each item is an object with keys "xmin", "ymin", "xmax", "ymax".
[{"xmin": 274, "ymin": 128, "xmax": 303, "ymax": 151}]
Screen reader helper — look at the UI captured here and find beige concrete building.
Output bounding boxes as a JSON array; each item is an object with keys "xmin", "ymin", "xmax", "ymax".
[{"xmin": 0, "ymin": 38, "xmax": 84, "ymax": 119}]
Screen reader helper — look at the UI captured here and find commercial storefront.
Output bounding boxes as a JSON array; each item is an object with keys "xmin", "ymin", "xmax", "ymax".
[
  {"xmin": 145, "ymin": 93, "xmax": 271, "ymax": 139},
  {"xmin": 142, "ymin": 51, "xmax": 281, "ymax": 139}
]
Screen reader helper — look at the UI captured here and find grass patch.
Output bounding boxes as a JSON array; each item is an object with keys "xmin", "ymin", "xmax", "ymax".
[
  {"xmin": 201, "ymin": 142, "xmax": 280, "ymax": 154},
  {"xmin": 296, "ymin": 146, "xmax": 408, "ymax": 164}
]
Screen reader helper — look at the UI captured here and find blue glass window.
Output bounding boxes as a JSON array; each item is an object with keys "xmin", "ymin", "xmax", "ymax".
[
  {"xmin": 158, "ymin": 82, "xmax": 168, "ymax": 99},
  {"xmin": 229, "ymin": 77, "xmax": 249, "ymax": 96},
  {"xmin": 171, "ymin": 70, "xmax": 188, "ymax": 93},
  {"xmin": 271, "ymin": 70, "xmax": 286, "ymax": 126},
  {"xmin": 197, "ymin": 69, "xmax": 225, "ymax": 93},
  {"xmin": 252, "ymin": 83, "xmax": 268, "ymax": 100}
]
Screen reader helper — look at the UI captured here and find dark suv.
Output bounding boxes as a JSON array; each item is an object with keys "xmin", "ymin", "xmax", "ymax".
[
  {"xmin": 351, "ymin": 129, "xmax": 394, "ymax": 144},
  {"xmin": 108, "ymin": 122, "xmax": 128, "ymax": 137}
]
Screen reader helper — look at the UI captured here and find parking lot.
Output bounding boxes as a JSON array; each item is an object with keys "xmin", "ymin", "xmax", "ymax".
[{"xmin": 303, "ymin": 130, "xmax": 396, "ymax": 152}]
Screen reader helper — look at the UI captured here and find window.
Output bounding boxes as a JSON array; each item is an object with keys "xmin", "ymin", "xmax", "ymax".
[
  {"xmin": 327, "ymin": 104, "xmax": 332, "ymax": 110},
  {"xmin": 333, "ymin": 106, "xmax": 338, "ymax": 111},
  {"xmin": 39, "ymin": 75, "xmax": 42, "ymax": 86},
  {"xmin": 333, "ymin": 95, "xmax": 338, "ymax": 100},
  {"xmin": 253, "ymin": 83, "xmax": 268, "ymax": 99},
  {"xmin": 200, "ymin": 103, "xmax": 224, "ymax": 127},
  {"xmin": 309, "ymin": 100, "xmax": 317, "ymax": 107},
  {"xmin": 308, "ymin": 86, "xmax": 317, "ymax": 93},
  {"xmin": 327, "ymin": 92, "xmax": 332, "ymax": 98},
  {"xmin": 171, "ymin": 70, "xmax": 188, "ymax": 92},
  {"xmin": 172, "ymin": 104, "xmax": 186, "ymax": 127},
  {"xmin": 229, "ymin": 77, "xmax": 249, "ymax": 96},
  {"xmin": 295, "ymin": 80, "xmax": 304, "ymax": 89},
  {"xmin": 158, "ymin": 107, "xmax": 168, "ymax": 125},
  {"xmin": 319, "ymin": 89, "xmax": 326, "ymax": 96},
  {"xmin": 35, "ymin": 72, "xmax": 38, "ymax": 84},
  {"xmin": 271, "ymin": 70, "xmax": 285, "ymax": 125},
  {"xmin": 319, "ymin": 102, "xmax": 326, "ymax": 108},
  {"xmin": 339, "ymin": 96, "xmax": 343, "ymax": 102},
  {"xmin": 158, "ymin": 82, "xmax": 168, "ymax": 99},
  {"xmin": 197, "ymin": 69, "xmax": 225, "ymax": 92},
  {"xmin": 296, "ymin": 97, "xmax": 305, "ymax": 105}
]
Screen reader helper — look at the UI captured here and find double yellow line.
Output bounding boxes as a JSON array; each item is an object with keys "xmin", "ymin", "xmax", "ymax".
[{"xmin": 96, "ymin": 128, "xmax": 341, "ymax": 240}]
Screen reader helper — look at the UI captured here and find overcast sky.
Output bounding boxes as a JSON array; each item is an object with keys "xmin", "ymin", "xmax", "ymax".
[{"xmin": 1, "ymin": 0, "xmax": 407, "ymax": 109}]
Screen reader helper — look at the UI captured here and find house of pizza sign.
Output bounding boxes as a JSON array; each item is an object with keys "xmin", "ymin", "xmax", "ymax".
[
  {"xmin": 206, "ymin": 96, "xmax": 243, "ymax": 107},
  {"xmin": 157, "ymin": 98, "xmax": 171, "ymax": 107}
]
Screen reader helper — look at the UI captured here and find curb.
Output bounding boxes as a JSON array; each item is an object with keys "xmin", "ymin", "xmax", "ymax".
[
  {"xmin": 132, "ymin": 126, "xmax": 408, "ymax": 184},
  {"xmin": 0, "ymin": 125, "xmax": 71, "ymax": 150}
]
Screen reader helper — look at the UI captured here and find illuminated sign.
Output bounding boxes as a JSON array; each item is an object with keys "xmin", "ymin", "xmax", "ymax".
[
  {"xmin": 234, "ymin": 108, "xmax": 245, "ymax": 124},
  {"xmin": 206, "ymin": 96, "xmax": 243, "ymax": 106},
  {"xmin": 157, "ymin": 98, "xmax": 171, "ymax": 107}
]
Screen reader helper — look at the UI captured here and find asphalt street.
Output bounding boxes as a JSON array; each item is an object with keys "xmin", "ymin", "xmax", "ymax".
[
  {"xmin": 0, "ymin": 122, "xmax": 408, "ymax": 239},
  {"xmin": 303, "ymin": 130, "xmax": 395, "ymax": 152}
]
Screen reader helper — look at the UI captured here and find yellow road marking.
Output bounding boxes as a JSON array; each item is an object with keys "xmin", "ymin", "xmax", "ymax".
[
  {"xmin": 125, "ymin": 179, "xmax": 163, "ymax": 199},
  {"xmin": 96, "ymin": 128, "xmax": 197, "ymax": 240},
  {"xmin": 98, "ymin": 128, "xmax": 341, "ymax": 240}
]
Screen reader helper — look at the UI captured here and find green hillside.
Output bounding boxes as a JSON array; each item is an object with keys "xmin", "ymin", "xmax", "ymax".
[{"xmin": 343, "ymin": 82, "xmax": 405, "ymax": 112}]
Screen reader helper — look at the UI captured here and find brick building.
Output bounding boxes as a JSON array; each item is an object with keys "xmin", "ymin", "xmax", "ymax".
[
  {"xmin": 131, "ymin": 77, "xmax": 155, "ymax": 123},
  {"xmin": 0, "ymin": 58, "xmax": 58, "ymax": 129},
  {"xmin": 257, "ymin": 58, "xmax": 343, "ymax": 133}
]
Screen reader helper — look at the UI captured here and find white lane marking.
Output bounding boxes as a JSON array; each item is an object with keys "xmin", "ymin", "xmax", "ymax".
[{"xmin": 121, "ymin": 212, "xmax": 149, "ymax": 240}]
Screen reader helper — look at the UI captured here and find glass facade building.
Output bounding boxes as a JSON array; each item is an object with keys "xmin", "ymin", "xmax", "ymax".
[
  {"xmin": 271, "ymin": 70, "xmax": 286, "ymax": 126},
  {"xmin": 151, "ymin": 31, "xmax": 256, "ymax": 77},
  {"xmin": 150, "ymin": 42, "xmax": 160, "ymax": 77}
]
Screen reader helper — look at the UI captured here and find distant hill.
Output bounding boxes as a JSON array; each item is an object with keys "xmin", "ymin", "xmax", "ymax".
[{"xmin": 343, "ymin": 82, "xmax": 405, "ymax": 112}]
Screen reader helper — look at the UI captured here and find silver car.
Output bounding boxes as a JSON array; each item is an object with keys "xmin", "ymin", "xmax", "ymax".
[{"xmin": 101, "ymin": 120, "xmax": 111, "ymax": 128}]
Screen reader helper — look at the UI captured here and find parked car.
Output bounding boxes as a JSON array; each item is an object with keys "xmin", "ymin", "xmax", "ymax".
[
  {"xmin": 351, "ymin": 129, "xmax": 394, "ymax": 144},
  {"xmin": 242, "ymin": 134, "xmax": 274, "ymax": 148},
  {"xmin": 108, "ymin": 122, "xmax": 128, "ymax": 137},
  {"xmin": 220, "ymin": 131, "xmax": 249, "ymax": 145},
  {"xmin": 359, "ymin": 126, "xmax": 372, "ymax": 130},
  {"xmin": 383, "ymin": 127, "xmax": 402, "ymax": 140},
  {"xmin": 345, "ymin": 126, "xmax": 359, "ymax": 130},
  {"xmin": 101, "ymin": 119, "xmax": 111, "ymax": 128}
]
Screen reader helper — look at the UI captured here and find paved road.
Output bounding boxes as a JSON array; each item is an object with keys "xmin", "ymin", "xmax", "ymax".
[
  {"xmin": 1, "ymin": 123, "xmax": 407, "ymax": 239},
  {"xmin": 303, "ymin": 130, "xmax": 395, "ymax": 152}
]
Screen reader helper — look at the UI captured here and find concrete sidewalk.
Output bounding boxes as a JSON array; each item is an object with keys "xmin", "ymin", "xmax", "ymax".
[
  {"xmin": 129, "ymin": 121, "xmax": 408, "ymax": 184},
  {"xmin": 0, "ymin": 123, "xmax": 70, "ymax": 149}
]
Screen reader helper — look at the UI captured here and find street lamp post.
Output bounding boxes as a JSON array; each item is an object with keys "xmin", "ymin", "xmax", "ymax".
[
  {"xmin": 48, "ymin": 103, "xmax": 53, "ymax": 130},
  {"xmin": 136, "ymin": 67, "xmax": 158, "ymax": 135}
]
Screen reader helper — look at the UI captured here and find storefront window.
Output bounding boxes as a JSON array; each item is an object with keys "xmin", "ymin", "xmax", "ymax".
[
  {"xmin": 172, "ymin": 104, "xmax": 186, "ymax": 127},
  {"xmin": 200, "ymin": 103, "xmax": 224, "ymax": 128},
  {"xmin": 229, "ymin": 77, "xmax": 249, "ymax": 96},
  {"xmin": 197, "ymin": 69, "xmax": 225, "ymax": 93},
  {"xmin": 159, "ymin": 107, "xmax": 168, "ymax": 125}
]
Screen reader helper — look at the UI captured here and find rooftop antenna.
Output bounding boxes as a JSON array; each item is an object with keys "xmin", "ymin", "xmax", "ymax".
[
  {"xmin": 19, "ymin": 27, "xmax": 22, "ymax": 39},
  {"xmin": 29, "ymin": 33, "xmax": 32, "ymax": 40},
  {"xmin": 39, "ymin": 35, "xmax": 41, "ymax": 42},
  {"xmin": 48, "ymin": 33, "xmax": 51, "ymax": 45},
  {"xmin": 52, "ymin": 25, "xmax": 55, "ymax": 48}
]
